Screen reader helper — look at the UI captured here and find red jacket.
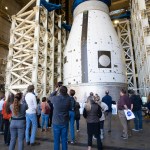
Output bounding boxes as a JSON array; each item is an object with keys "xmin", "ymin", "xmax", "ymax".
[{"xmin": 2, "ymin": 101, "xmax": 11, "ymax": 120}]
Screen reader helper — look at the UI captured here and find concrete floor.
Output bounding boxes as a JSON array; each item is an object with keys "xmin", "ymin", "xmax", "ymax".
[{"xmin": 0, "ymin": 115, "xmax": 150, "ymax": 150}]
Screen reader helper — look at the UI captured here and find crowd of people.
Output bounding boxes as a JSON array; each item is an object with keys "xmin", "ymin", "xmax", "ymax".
[
  {"xmin": 0, "ymin": 83, "xmax": 149, "ymax": 150},
  {"xmin": 0, "ymin": 84, "xmax": 81, "ymax": 150}
]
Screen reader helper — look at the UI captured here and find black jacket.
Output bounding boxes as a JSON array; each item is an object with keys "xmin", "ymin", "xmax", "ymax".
[
  {"xmin": 51, "ymin": 92, "xmax": 71, "ymax": 125},
  {"xmin": 74, "ymin": 102, "xmax": 80, "ymax": 120},
  {"xmin": 83, "ymin": 100, "xmax": 102, "ymax": 123},
  {"xmin": 130, "ymin": 94, "xmax": 142, "ymax": 111}
]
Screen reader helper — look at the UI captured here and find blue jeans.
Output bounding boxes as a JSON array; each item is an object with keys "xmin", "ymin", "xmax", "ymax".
[
  {"xmin": 53, "ymin": 124, "xmax": 68, "ymax": 150},
  {"xmin": 41, "ymin": 113, "xmax": 49, "ymax": 129},
  {"xmin": 26, "ymin": 113, "xmax": 37, "ymax": 144},
  {"xmin": 9, "ymin": 120, "xmax": 25, "ymax": 150},
  {"xmin": 68, "ymin": 111, "xmax": 75, "ymax": 141},
  {"xmin": 133, "ymin": 110, "xmax": 143, "ymax": 130}
]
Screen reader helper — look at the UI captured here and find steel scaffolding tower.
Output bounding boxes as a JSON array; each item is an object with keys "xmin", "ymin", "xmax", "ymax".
[
  {"xmin": 116, "ymin": 20, "xmax": 137, "ymax": 90},
  {"xmin": 5, "ymin": 0, "xmax": 66, "ymax": 98},
  {"xmin": 131, "ymin": 0, "xmax": 150, "ymax": 96}
]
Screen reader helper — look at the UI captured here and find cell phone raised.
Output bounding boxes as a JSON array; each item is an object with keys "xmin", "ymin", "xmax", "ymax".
[{"xmin": 57, "ymin": 81, "xmax": 63, "ymax": 87}]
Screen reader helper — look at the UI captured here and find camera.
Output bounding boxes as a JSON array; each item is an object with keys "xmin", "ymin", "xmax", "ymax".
[{"xmin": 57, "ymin": 81, "xmax": 63, "ymax": 87}]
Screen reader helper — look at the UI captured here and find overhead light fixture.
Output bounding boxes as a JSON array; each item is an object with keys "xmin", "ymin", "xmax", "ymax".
[
  {"xmin": 110, "ymin": 9, "xmax": 125, "ymax": 16},
  {"xmin": 114, "ymin": 20, "xmax": 119, "ymax": 25},
  {"xmin": 5, "ymin": 6, "xmax": 8, "ymax": 10}
]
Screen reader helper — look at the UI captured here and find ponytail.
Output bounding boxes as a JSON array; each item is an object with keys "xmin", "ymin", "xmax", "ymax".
[
  {"xmin": 13, "ymin": 93, "xmax": 22, "ymax": 116},
  {"xmin": 13, "ymin": 98, "xmax": 20, "ymax": 116}
]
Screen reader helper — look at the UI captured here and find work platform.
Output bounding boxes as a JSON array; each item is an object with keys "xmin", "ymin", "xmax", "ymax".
[{"xmin": 0, "ymin": 116, "xmax": 149, "ymax": 150}]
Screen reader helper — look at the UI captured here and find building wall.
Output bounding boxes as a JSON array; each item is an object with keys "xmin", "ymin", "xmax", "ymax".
[
  {"xmin": 69, "ymin": 0, "xmax": 74, "ymax": 24},
  {"xmin": 0, "ymin": 17, "xmax": 10, "ymax": 44},
  {"xmin": 1, "ymin": 0, "xmax": 21, "ymax": 15},
  {"xmin": 0, "ymin": 0, "xmax": 21, "ymax": 42}
]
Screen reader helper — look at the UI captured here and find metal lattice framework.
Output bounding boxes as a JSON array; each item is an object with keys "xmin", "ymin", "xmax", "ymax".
[
  {"xmin": 5, "ymin": 0, "xmax": 66, "ymax": 97},
  {"xmin": 131, "ymin": 0, "xmax": 150, "ymax": 96},
  {"xmin": 116, "ymin": 19, "xmax": 137, "ymax": 90}
]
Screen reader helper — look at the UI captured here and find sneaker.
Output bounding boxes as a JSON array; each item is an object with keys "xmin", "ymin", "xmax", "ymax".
[
  {"xmin": 122, "ymin": 136, "xmax": 128, "ymax": 140},
  {"xmin": 121, "ymin": 135, "xmax": 128, "ymax": 140},
  {"xmin": 93, "ymin": 136, "xmax": 97, "ymax": 140},
  {"xmin": 77, "ymin": 130, "xmax": 80, "ymax": 132},
  {"xmin": 26, "ymin": 142, "xmax": 30, "ymax": 145},
  {"xmin": 139, "ymin": 129, "xmax": 143, "ymax": 131},
  {"xmin": 70, "ymin": 141, "xmax": 75, "ymax": 144},
  {"xmin": 132, "ymin": 129, "xmax": 139, "ymax": 132},
  {"xmin": 100, "ymin": 134, "xmax": 104, "ymax": 140},
  {"xmin": 30, "ymin": 142, "xmax": 40, "ymax": 146}
]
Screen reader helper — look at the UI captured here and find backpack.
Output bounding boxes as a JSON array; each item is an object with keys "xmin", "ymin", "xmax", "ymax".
[
  {"xmin": 45, "ymin": 103, "xmax": 50, "ymax": 114},
  {"xmin": 97, "ymin": 105, "xmax": 102, "ymax": 118},
  {"xmin": 70, "ymin": 97, "xmax": 75, "ymax": 111}
]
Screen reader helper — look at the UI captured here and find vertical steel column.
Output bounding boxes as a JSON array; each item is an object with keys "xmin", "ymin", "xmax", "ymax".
[
  {"xmin": 61, "ymin": 23, "xmax": 66, "ymax": 81},
  {"xmin": 57, "ymin": 15, "xmax": 62, "ymax": 82},
  {"xmin": 54, "ymin": 11, "xmax": 66, "ymax": 85},
  {"xmin": 40, "ymin": 0, "xmax": 49, "ymax": 97},
  {"xmin": 5, "ymin": 16, "xmax": 16, "ymax": 97},
  {"xmin": 32, "ymin": 0, "xmax": 40, "ymax": 93},
  {"xmin": 48, "ymin": 11, "xmax": 55, "ymax": 92}
]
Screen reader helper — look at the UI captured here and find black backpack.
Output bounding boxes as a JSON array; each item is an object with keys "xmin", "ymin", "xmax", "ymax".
[{"xmin": 70, "ymin": 97, "xmax": 75, "ymax": 111}]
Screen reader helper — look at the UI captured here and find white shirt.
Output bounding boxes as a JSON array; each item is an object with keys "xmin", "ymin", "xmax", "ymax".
[
  {"xmin": 25, "ymin": 92, "xmax": 37, "ymax": 114},
  {"xmin": 0, "ymin": 98, "xmax": 4, "ymax": 111},
  {"xmin": 98, "ymin": 101, "xmax": 108, "ymax": 121}
]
